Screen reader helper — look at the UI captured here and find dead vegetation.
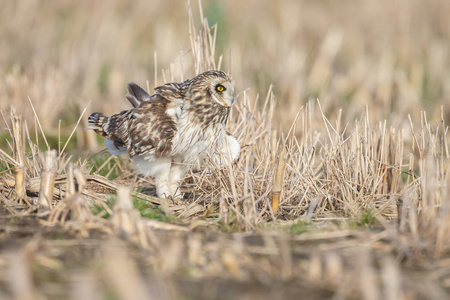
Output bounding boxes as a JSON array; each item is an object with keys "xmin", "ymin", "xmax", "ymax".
[{"xmin": 1, "ymin": 0, "xmax": 450, "ymax": 299}]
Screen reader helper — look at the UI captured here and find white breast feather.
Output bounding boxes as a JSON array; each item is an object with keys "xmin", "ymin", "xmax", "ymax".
[
  {"xmin": 224, "ymin": 134, "xmax": 241, "ymax": 163},
  {"xmin": 132, "ymin": 155, "xmax": 169, "ymax": 177},
  {"xmin": 171, "ymin": 116, "xmax": 225, "ymax": 164}
]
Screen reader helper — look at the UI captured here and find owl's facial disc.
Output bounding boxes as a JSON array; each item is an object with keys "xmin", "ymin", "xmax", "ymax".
[{"xmin": 210, "ymin": 80, "xmax": 235, "ymax": 107}]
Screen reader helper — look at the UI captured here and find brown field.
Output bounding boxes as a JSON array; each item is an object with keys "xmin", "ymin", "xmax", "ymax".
[{"xmin": 1, "ymin": 0, "xmax": 450, "ymax": 299}]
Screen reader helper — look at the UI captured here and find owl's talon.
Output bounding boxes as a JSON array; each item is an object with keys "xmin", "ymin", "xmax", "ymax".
[
  {"xmin": 168, "ymin": 195, "xmax": 184, "ymax": 205},
  {"xmin": 166, "ymin": 195, "xmax": 175, "ymax": 205}
]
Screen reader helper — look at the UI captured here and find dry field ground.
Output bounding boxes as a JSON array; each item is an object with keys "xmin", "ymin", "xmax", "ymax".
[{"xmin": 1, "ymin": 0, "xmax": 450, "ymax": 299}]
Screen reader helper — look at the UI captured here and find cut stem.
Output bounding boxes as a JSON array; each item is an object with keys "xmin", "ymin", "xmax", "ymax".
[
  {"xmin": 11, "ymin": 106, "xmax": 26, "ymax": 201},
  {"xmin": 14, "ymin": 166, "xmax": 26, "ymax": 200},
  {"xmin": 38, "ymin": 150, "xmax": 57, "ymax": 210},
  {"xmin": 271, "ymin": 144, "xmax": 287, "ymax": 214}
]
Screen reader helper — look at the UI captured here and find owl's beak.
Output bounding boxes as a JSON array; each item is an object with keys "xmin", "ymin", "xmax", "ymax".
[
  {"xmin": 225, "ymin": 95, "xmax": 236, "ymax": 107},
  {"xmin": 227, "ymin": 87, "xmax": 236, "ymax": 106}
]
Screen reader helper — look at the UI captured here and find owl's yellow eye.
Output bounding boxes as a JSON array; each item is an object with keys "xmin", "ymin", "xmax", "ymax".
[{"xmin": 216, "ymin": 85, "xmax": 225, "ymax": 92}]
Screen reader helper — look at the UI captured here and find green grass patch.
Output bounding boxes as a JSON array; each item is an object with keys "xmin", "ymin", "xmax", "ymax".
[
  {"xmin": 91, "ymin": 196, "xmax": 114, "ymax": 219},
  {"xmin": 133, "ymin": 194, "xmax": 175, "ymax": 222},
  {"xmin": 218, "ymin": 211, "xmax": 244, "ymax": 233},
  {"xmin": 87, "ymin": 153, "xmax": 126, "ymax": 180},
  {"xmin": 349, "ymin": 209, "xmax": 378, "ymax": 229},
  {"xmin": 359, "ymin": 209, "xmax": 376, "ymax": 227},
  {"xmin": 91, "ymin": 193, "xmax": 176, "ymax": 223},
  {"xmin": 288, "ymin": 220, "xmax": 312, "ymax": 235},
  {"xmin": 219, "ymin": 221, "xmax": 242, "ymax": 233}
]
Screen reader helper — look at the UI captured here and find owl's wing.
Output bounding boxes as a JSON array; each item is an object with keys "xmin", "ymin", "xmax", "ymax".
[
  {"xmin": 126, "ymin": 82, "xmax": 185, "ymax": 107},
  {"xmin": 123, "ymin": 99, "xmax": 178, "ymax": 157},
  {"xmin": 89, "ymin": 83, "xmax": 184, "ymax": 158},
  {"xmin": 90, "ymin": 82, "xmax": 185, "ymax": 157},
  {"xmin": 126, "ymin": 82, "xmax": 186, "ymax": 157},
  {"xmin": 154, "ymin": 82, "xmax": 184, "ymax": 102}
]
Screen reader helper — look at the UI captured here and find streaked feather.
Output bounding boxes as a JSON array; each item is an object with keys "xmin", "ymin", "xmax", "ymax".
[{"xmin": 87, "ymin": 70, "xmax": 240, "ymax": 198}]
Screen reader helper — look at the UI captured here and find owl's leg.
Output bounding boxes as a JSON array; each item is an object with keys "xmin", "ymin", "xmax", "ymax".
[
  {"xmin": 152, "ymin": 157, "xmax": 172, "ymax": 198},
  {"xmin": 213, "ymin": 134, "xmax": 241, "ymax": 167},
  {"xmin": 132, "ymin": 155, "xmax": 173, "ymax": 198},
  {"xmin": 169, "ymin": 157, "xmax": 186, "ymax": 199}
]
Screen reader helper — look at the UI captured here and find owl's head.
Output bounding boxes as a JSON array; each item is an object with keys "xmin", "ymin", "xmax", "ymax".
[{"xmin": 189, "ymin": 70, "xmax": 236, "ymax": 107}]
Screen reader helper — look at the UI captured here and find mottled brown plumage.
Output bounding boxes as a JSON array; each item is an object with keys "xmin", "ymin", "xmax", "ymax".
[{"xmin": 88, "ymin": 70, "xmax": 240, "ymax": 198}]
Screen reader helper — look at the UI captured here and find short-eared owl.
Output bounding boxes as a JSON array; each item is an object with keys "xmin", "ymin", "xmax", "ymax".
[{"xmin": 88, "ymin": 70, "xmax": 240, "ymax": 198}]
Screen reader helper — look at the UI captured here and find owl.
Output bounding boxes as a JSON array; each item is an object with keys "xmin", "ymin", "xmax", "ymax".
[{"xmin": 88, "ymin": 70, "xmax": 240, "ymax": 198}]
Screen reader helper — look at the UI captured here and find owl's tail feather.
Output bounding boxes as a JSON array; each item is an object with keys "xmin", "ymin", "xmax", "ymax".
[
  {"xmin": 88, "ymin": 112, "xmax": 128, "ymax": 155},
  {"xmin": 87, "ymin": 113, "xmax": 109, "ymax": 137}
]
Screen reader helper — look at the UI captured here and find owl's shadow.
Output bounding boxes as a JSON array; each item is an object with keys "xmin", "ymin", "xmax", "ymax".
[
  {"xmin": 135, "ymin": 185, "xmax": 157, "ymax": 196},
  {"xmin": 134, "ymin": 176, "xmax": 193, "ymax": 202}
]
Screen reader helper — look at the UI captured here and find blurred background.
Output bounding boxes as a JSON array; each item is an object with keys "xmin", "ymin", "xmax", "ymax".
[{"xmin": 1, "ymin": 0, "xmax": 449, "ymax": 134}]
